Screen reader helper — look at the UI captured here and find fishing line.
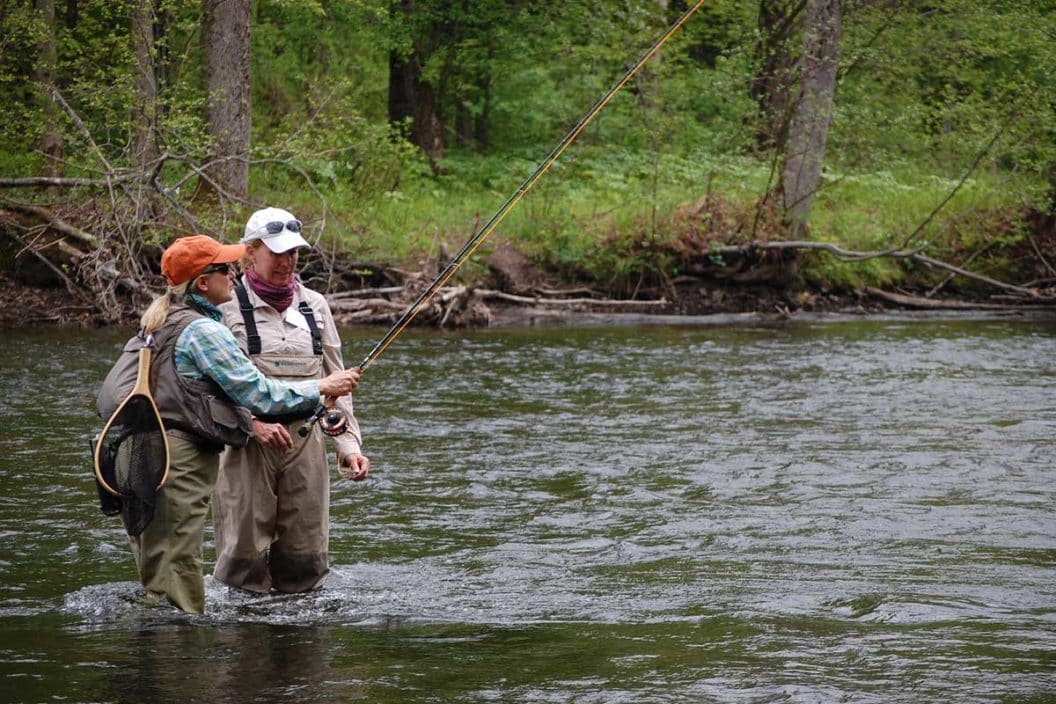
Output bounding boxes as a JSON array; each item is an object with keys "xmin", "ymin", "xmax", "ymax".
[{"xmin": 300, "ymin": 0, "xmax": 707, "ymax": 436}]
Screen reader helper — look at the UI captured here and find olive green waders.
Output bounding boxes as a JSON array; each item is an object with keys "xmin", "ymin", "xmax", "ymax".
[{"xmin": 130, "ymin": 432, "xmax": 218, "ymax": 614}]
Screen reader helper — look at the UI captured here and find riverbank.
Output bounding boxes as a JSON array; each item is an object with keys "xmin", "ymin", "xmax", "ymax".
[
  {"xmin": 5, "ymin": 266, "xmax": 1053, "ymax": 330},
  {"xmin": 3, "ymin": 179, "xmax": 1054, "ymax": 330}
]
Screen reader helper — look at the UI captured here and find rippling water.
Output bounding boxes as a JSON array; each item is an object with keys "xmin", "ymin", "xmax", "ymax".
[{"xmin": 0, "ymin": 313, "xmax": 1053, "ymax": 703}]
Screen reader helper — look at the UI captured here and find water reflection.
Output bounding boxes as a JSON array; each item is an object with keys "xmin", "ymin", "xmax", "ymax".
[{"xmin": 93, "ymin": 623, "xmax": 352, "ymax": 704}]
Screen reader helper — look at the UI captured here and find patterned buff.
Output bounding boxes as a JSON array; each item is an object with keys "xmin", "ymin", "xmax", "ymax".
[{"xmin": 246, "ymin": 267, "xmax": 296, "ymax": 313}]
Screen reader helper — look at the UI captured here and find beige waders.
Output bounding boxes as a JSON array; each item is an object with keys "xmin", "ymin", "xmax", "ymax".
[
  {"xmin": 130, "ymin": 432, "xmax": 219, "ymax": 614},
  {"xmin": 214, "ymin": 282, "xmax": 362, "ymax": 594},
  {"xmin": 213, "ymin": 353, "xmax": 331, "ymax": 593}
]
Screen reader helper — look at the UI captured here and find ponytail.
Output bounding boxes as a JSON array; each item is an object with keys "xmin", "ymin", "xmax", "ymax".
[{"xmin": 140, "ymin": 281, "xmax": 189, "ymax": 333}]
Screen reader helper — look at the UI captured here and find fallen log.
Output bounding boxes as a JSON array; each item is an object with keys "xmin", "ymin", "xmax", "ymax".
[
  {"xmin": 328, "ymin": 286, "xmax": 406, "ymax": 300},
  {"xmin": 2, "ymin": 229, "xmax": 89, "ymax": 299},
  {"xmin": 703, "ymin": 241, "xmax": 1040, "ymax": 298},
  {"xmin": 864, "ymin": 287, "xmax": 1026, "ymax": 310},
  {"xmin": 327, "ymin": 297, "xmax": 405, "ymax": 313},
  {"xmin": 0, "ymin": 174, "xmax": 139, "ymax": 189},
  {"xmin": 477, "ymin": 289, "xmax": 667, "ymax": 308},
  {"xmin": 532, "ymin": 286, "xmax": 601, "ymax": 297}
]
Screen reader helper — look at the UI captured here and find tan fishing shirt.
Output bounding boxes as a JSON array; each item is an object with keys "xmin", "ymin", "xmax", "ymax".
[{"xmin": 219, "ymin": 278, "xmax": 362, "ymax": 458}]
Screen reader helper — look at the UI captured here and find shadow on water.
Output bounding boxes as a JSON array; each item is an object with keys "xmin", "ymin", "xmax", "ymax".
[{"xmin": 0, "ymin": 313, "xmax": 1054, "ymax": 702}]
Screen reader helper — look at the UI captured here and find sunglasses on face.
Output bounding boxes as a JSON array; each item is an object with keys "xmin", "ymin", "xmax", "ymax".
[
  {"xmin": 200, "ymin": 263, "xmax": 235, "ymax": 276},
  {"xmin": 261, "ymin": 220, "xmax": 302, "ymax": 235}
]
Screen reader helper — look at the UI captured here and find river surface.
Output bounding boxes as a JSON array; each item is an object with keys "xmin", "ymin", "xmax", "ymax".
[{"xmin": 0, "ymin": 313, "xmax": 1053, "ymax": 703}]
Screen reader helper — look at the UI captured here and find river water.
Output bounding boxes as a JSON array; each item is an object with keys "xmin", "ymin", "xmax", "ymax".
[{"xmin": 0, "ymin": 313, "xmax": 1053, "ymax": 703}]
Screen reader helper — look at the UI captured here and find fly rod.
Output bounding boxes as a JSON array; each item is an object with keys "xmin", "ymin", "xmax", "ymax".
[
  {"xmin": 300, "ymin": 0, "xmax": 707, "ymax": 436},
  {"xmin": 360, "ymin": 0, "xmax": 706, "ymax": 373}
]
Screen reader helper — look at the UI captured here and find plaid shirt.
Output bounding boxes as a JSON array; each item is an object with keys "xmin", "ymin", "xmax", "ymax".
[{"xmin": 174, "ymin": 294, "xmax": 319, "ymax": 416}]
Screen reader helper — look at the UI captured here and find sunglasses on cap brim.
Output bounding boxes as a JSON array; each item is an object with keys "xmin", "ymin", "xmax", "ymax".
[{"xmin": 260, "ymin": 220, "xmax": 302, "ymax": 235}]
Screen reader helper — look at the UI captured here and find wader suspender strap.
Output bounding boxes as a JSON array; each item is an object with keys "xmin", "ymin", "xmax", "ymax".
[
  {"xmin": 234, "ymin": 283, "xmax": 262, "ymax": 355},
  {"xmin": 299, "ymin": 302, "xmax": 323, "ymax": 356},
  {"xmin": 234, "ymin": 282, "xmax": 322, "ymax": 356}
]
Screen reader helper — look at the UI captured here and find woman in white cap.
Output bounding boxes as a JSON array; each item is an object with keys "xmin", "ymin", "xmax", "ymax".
[
  {"xmin": 96, "ymin": 234, "xmax": 361, "ymax": 613},
  {"xmin": 212, "ymin": 207, "xmax": 370, "ymax": 594}
]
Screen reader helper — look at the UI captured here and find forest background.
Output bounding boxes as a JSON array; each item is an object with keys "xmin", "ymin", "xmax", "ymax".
[{"xmin": 1, "ymin": 0, "xmax": 1055, "ymax": 325}]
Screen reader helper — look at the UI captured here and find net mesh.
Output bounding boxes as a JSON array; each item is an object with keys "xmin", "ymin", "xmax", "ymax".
[{"xmin": 95, "ymin": 395, "xmax": 168, "ymax": 536}]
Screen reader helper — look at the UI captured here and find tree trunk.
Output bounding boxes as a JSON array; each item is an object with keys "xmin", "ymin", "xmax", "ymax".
[
  {"xmin": 34, "ymin": 0, "xmax": 64, "ymax": 179},
  {"xmin": 388, "ymin": 46, "xmax": 415, "ymax": 129},
  {"xmin": 780, "ymin": 0, "xmax": 840, "ymax": 231},
  {"xmin": 131, "ymin": 0, "xmax": 160, "ymax": 170},
  {"xmin": 387, "ymin": 0, "xmax": 443, "ymax": 164},
  {"xmin": 474, "ymin": 48, "xmax": 491, "ymax": 152},
  {"xmin": 451, "ymin": 13, "xmax": 493, "ymax": 153},
  {"xmin": 750, "ymin": 0, "xmax": 804, "ymax": 152},
  {"xmin": 389, "ymin": 49, "xmax": 442, "ymax": 162},
  {"xmin": 637, "ymin": 0, "xmax": 669, "ymax": 111},
  {"xmin": 451, "ymin": 5, "xmax": 471, "ymax": 150},
  {"xmin": 201, "ymin": 0, "xmax": 251, "ymax": 200},
  {"xmin": 455, "ymin": 102, "xmax": 473, "ymax": 149}
]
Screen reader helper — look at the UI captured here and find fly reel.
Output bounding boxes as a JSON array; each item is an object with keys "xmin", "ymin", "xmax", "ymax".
[
  {"xmin": 297, "ymin": 405, "xmax": 349, "ymax": 437},
  {"xmin": 318, "ymin": 408, "xmax": 349, "ymax": 436}
]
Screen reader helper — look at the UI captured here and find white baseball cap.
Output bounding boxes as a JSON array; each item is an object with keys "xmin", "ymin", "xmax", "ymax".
[{"xmin": 242, "ymin": 207, "xmax": 310, "ymax": 253}]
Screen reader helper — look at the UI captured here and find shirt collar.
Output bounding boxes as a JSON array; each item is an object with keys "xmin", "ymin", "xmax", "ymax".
[{"xmin": 185, "ymin": 292, "xmax": 223, "ymax": 321}]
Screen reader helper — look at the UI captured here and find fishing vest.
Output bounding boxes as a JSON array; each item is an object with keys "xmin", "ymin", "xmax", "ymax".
[
  {"xmin": 96, "ymin": 302, "xmax": 253, "ymax": 452},
  {"xmin": 234, "ymin": 281, "xmax": 323, "ymax": 425}
]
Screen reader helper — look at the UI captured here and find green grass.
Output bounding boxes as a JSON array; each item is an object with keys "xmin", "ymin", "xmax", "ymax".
[
  {"xmin": 161, "ymin": 144, "xmax": 1054, "ymax": 294},
  {"xmin": 0, "ymin": 141, "xmax": 1035, "ymax": 300}
]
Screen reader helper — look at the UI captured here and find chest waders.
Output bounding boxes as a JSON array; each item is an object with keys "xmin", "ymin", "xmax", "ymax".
[
  {"xmin": 237, "ymin": 283, "xmax": 324, "ymax": 421},
  {"xmin": 212, "ymin": 283, "xmax": 333, "ymax": 594},
  {"xmin": 125, "ymin": 304, "xmax": 250, "ymax": 614}
]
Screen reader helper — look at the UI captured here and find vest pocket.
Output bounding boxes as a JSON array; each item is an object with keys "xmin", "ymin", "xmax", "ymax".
[{"xmin": 207, "ymin": 396, "xmax": 254, "ymax": 443}]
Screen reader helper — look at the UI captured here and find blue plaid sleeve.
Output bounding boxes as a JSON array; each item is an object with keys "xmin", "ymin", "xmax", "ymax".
[{"xmin": 174, "ymin": 318, "xmax": 320, "ymax": 416}]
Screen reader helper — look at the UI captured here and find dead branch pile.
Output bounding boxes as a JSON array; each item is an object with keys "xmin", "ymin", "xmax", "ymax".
[{"xmin": 323, "ymin": 280, "xmax": 669, "ymax": 327}]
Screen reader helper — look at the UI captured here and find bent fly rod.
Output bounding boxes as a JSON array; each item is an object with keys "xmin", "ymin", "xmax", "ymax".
[{"xmin": 300, "ymin": 0, "xmax": 707, "ymax": 437}]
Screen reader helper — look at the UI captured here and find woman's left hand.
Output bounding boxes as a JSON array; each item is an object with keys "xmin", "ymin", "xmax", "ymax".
[
  {"xmin": 252, "ymin": 418, "xmax": 293, "ymax": 451},
  {"xmin": 339, "ymin": 453, "xmax": 371, "ymax": 481}
]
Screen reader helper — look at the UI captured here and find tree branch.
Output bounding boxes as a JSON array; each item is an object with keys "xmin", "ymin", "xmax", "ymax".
[
  {"xmin": 1, "ymin": 227, "xmax": 89, "ymax": 300},
  {"xmin": 706, "ymin": 240, "xmax": 1041, "ymax": 298},
  {"xmin": 0, "ymin": 198, "xmax": 100, "ymax": 248},
  {"xmin": 0, "ymin": 174, "xmax": 139, "ymax": 189}
]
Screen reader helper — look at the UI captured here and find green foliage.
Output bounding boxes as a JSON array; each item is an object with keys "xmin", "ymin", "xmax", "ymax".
[
  {"xmin": 0, "ymin": 0, "xmax": 141, "ymax": 170},
  {"xmin": 0, "ymin": 3, "xmax": 48, "ymax": 164},
  {"xmin": 835, "ymin": 0, "xmax": 1056, "ymax": 177},
  {"xmin": 253, "ymin": 1, "xmax": 390, "ymax": 124},
  {"xmin": 1, "ymin": 0, "xmax": 1054, "ymax": 296}
]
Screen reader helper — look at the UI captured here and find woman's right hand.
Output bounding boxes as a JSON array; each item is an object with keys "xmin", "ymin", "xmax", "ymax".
[{"xmin": 317, "ymin": 368, "xmax": 361, "ymax": 397}]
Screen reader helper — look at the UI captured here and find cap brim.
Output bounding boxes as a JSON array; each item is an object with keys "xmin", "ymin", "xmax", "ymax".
[
  {"xmin": 260, "ymin": 231, "xmax": 310, "ymax": 253},
  {"xmin": 210, "ymin": 242, "xmax": 246, "ymax": 264}
]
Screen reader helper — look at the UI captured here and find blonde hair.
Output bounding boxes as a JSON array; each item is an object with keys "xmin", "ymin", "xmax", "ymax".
[
  {"xmin": 140, "ymin": 281, "xmax": 190, "ymax": 334},
  {"xmin": 240, "ymin": 239, "xmax": 263, "ymax": 270}
]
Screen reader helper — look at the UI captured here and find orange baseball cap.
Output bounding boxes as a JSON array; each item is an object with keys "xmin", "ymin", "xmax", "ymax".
[{"xmin": 161, "ymin": 235, "xmax": 245, "ymax": 286}]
